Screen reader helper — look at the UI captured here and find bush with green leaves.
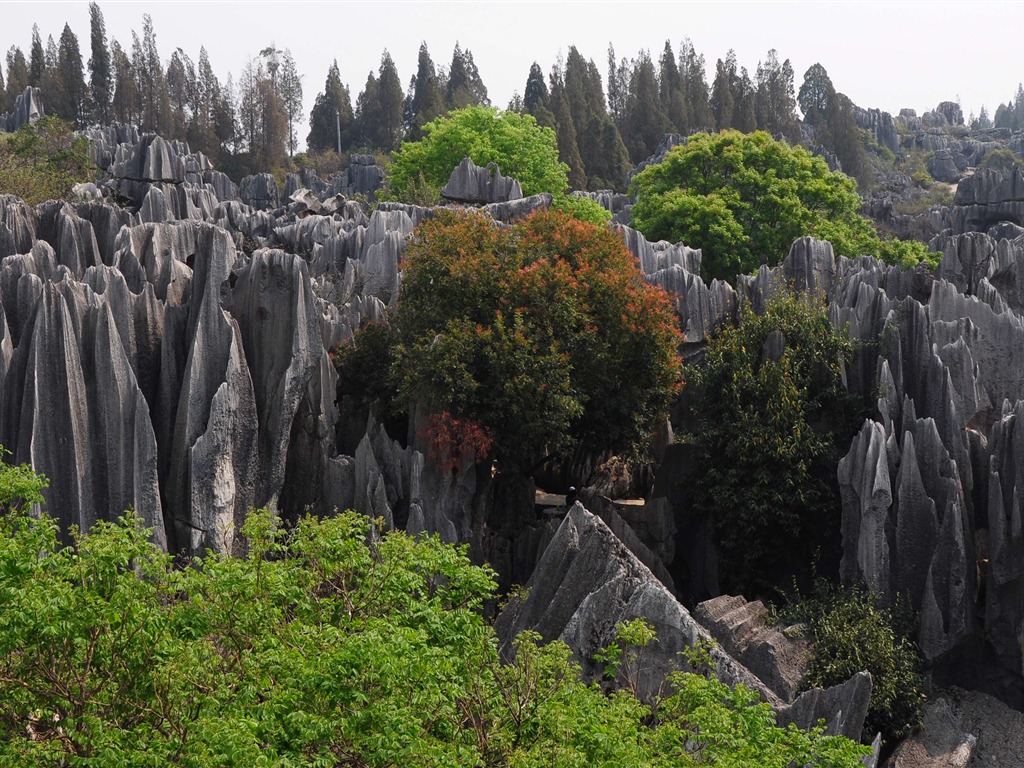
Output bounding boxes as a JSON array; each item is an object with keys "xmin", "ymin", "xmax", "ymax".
[
  {"xmin": 684, "ymin": 290, "xmax": 861, "ymax": 594},
  {"xmin": 384, "ymin": 105, "xmax": 610, "ymax": 222},
  {"xmin": 775, "ymin": 581, "xmax": 926, "ymax": 745},
  {"xmin": 630, "ymin": 130, "xmax": 934, "ymax": 281},
  {"xmin": 0, "ymin": 116, "xmax": 91, "ymax": 205},
  {"xmin": 0, "ymin": 478, "xmax": 868, "ymax": 765}
]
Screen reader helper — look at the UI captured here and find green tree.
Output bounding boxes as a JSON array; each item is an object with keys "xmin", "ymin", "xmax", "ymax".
[
  {"xmin": 0, "ymin": 116, "xmax": 91, "ymax": 205},
  {"xmin": 444, "ymin": 43, "xmax": 488, "ymax": 111},
  {"xmin": 28, "ymin": 25, "xmax": 44, "ymax": 88},
  {"xmin": 630, "ymin": 130, "xmax": 908, "ymax": 281},
  {"xmin": 405, "ymin": 42, "xmax": 445, "ymax": 140},
  {"xmin": 5, "ymin": 47, "xmax": 30, "ymax": 109},
  {"xmin": 754, "ymin": 49, "xmax": 798, "ymax": 139},
  {"xmin": 685, "ymin": 291, "xmax": 860, "ymax": 594},
  {"xmin": 798, "ymin": 62, "xmax": 835, "ymax": 126},
  {"xmin": 385, "ymin": 104, "xmax": 569, "ymax": 199},
  {"xmin": 87, "ymin": 2, "xmax": 112, "ymax": 124},
  {"xmin": 0, "ymin": 497, "xmax": 868, "ymax": 766},
  {"xmin": 307, "ymin": 60, "xmax": 354, "ymax": 153},
  {"xmin": 348, "ymin": 210, "xmax": 683, "ymax": 471}
]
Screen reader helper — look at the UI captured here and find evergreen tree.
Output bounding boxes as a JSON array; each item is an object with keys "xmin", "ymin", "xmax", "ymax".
[
  {"xmin": 976, "ymin": 104, "xmax": 992, "ymax": 130},
  {"xmin": 135, "ymin": 15, "xmax": 169, "ymax": 133},
  {"xmin": 823, "ymin": 92, "xmax": 868, "ymax": 185},
  {"xmin": 445, "ymin": 43, "xmax": 487, "ymax": 110},
  {"xmin": 710, "ymin": 53, "xmax": 736, "ymax": 129},
  {"xmin": 353, "ymin": 70, "xmax": 379, "ymax": 148},
  {"xmin": 405, "ymin": 43, "xmax": 445, "ymax": 140},
  {"xmin": 308, "ymin": 60, "xmax": 354, "ymax": 153},
  {"xmin": 659, "ymin": 40, "xmax": 686, "ymax": 133},
  {"xmin": 375, "ymin": 50, "xmax": 405, "ymax": 151},
  {"xmin": 29, "ymin": 25, "xmax": 44, "ymax": 87},
  {"xmin": 607, "ymin": 45, "xmax": 630, "ymax": 125},
  {"xmin": 166, "ymin": 48, "xmax": 195, "ymax": 139},
  {"xmin": 797, "ymin": 63, "xmax": 834, "ymax": 126},
  {"xmin": 110, "ymin": 38, "xmax": 138, "ymax": 125},
  {"xmin": 55, "ymin": 23, "xmax": 87, "ymax": 125},
  {"xmin": 0, "ymin": 63, "xmax": 4, "ymax": 114},
  {"xmin": 523, "ymin": 61, "xmax": 556, "ymax": 131},
  {"xmin": 679, "ymin": 38, "xmax": 712, "ymax": 132},
  {"xmin": 734, "ymin": 67, "xmax": 758, "ymax": 133},
  {"xmin": 280, "ymin": 50, "xmax": 303, "ymax": 157},
  {"xmin": 622, "ymin": 50, "xmax": 670, "ymax": 163},
  {"xmin": 87, "ymin": 2, "xmax": 112, "ymax": 125},
  {"xmin": 548, "ymin": 74, "xmax": 586, "ymax": 189},
  {"xmin": 6, "ymin": 47, "xmax": 30, "ymax": 107},
  {"xmin": 754, "ymin": 49, "xmax": 797, "ymax": 139}
]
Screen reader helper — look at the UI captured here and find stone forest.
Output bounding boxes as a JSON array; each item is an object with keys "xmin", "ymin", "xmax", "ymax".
[{"xmin": 2, "ymin": 6, "xmax": 1024, "ymax": 766}]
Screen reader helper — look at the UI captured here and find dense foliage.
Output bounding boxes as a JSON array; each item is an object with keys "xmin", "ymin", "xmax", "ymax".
[
  {"xmin": 339, "ymin": 210, "xmax": 682, "ymax": 472},
  {"xmin": 0, "ymin": 116, "xmax": 91, "ymax": 205},
  {"xmin": 0, "ymin": 464, "xmax": 868, "ymax": 766},
  {"xmin": 775, "ymin": 581, "xmax": 926, "ymax": 744},
  {"xmin": 685, "ymin": 291, "xmax": 860, "ymax": 594},
  {"xmin": 630, "ymin": 130, "xmax": 932, "ymax": 282},
  {"xmin": 383, "ymin": 106, "xmax": 610, "ymax": 222}
]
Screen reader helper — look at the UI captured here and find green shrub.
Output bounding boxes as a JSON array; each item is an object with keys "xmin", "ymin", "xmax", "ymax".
[
  {"xmin": 685, "ymin": 290, "xmax": 861, "ymax": 594},
  {"xmin": 0, "ymin": 498, "xmax": 868, "ymax": 767},
  {"xmin": 775, "ymin": 581, "xmax": 926, "ymax": 744},
  {"xmin": 0, "ymin": 116, "xmax": 91, "ymax": 205},
  {"xmin": 630, "ymin": 130, "xmax": 905, "ymax": 281}
]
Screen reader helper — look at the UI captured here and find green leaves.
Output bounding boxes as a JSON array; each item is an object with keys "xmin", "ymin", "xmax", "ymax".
[
  {"xmin": 0, "ymin": 503, "xmax": 869, "ymax": 766},
  {"xmin": 385, "ymin": 105, "xmax": 569, "ymax": 201},
  {"xmin": 686, "ymin": 292, "xmax": 861, "ymax": 593},
  {"xmin": 630, "ymin": 129, "xmax": 928, "ymax": 282},
  {"xmin": 361, "ymin": 209, "xmax": 683, "ymax": 471},
  {"xmin": 0, "ymin": 116, "xmax": 92, "ymax": 205}
]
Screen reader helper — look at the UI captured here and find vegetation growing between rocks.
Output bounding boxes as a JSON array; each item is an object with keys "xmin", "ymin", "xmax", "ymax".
[
  {"xmin": 684, "ymin": 291, "xmax": 861, "ymax": 595},
  {"xmin": 337, "ymin": 209, "xmax": 683, "ymax": 472},
  {"xmin": 382, "ymin": 105, "xmax": 610, "ymax": 222},
  {"xmin": 774, "ymin": 581, "xmax": 926, "ymax": 745},
  {"xmin": 630, "ymin": 130, "xmax": 933, "ymax": 282},
  {"xmin": 0, "ymin": 452, "xmax": 868, "ymax": 766},
  {"xmin": 0, "ymin": 116, "xmax": 91, "ymax": 205}
]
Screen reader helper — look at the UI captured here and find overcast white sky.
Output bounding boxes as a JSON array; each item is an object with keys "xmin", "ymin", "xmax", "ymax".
[{"xmin": 4, "ymin": 1, "xmax": 1023, "ymax": 139}]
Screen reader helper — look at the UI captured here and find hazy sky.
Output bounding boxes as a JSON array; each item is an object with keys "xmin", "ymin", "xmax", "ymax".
[{"xmin": 4, "ymin": 1, "xmax": 1023, "ymax": 139}]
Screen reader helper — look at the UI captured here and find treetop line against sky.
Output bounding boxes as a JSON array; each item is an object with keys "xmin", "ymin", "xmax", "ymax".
[{"xmin": 3, "ymin": 1, "xmax": 1022, "ymax": 147}]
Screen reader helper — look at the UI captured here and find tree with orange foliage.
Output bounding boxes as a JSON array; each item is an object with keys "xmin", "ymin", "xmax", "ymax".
[{"xmin": 342, "ymin": 210, "xmax": 683, "ymax": 472}]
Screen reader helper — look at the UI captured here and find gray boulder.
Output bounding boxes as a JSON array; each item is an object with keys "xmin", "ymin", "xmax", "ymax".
[{"xmin": 440, "ymin": 157, "xmax": 523, "ymax": 204}]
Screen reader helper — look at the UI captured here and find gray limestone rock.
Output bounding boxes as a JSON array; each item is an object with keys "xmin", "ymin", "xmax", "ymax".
[
  {"xmin": 1, "ymin": 87, "xmax": 44, "ymax": 132},
  {"xmin": 440, "ymin": 157, "xmax": 523, "ymax": 204},
  {"xmin": 239, "ymin": 173, "xmax": 281, "ymax": 211},
  {"xmin": 694, "ymin": 594, "xmax": 810, "ymax": 702},
  {"xmin": 495, "ymin": 503, "xmax": 781, "ymax": 705},
  {"xmin": 230, "ymin": 248, "xmax": 322, "ymax": 507},
  {"xmin": 885, "ymin": 688, "xmax": 1024, "ymax": 767}
]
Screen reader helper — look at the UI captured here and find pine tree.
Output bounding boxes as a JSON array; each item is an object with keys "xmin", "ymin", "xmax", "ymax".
[
  {"xmin": 354, "ymin": 70, "xmax": 379, "ymax": 149},
  {"xmin": 754, "ymin": 49, "xmax": 797, "ymax": 139},
  {"xmin": 0, "ymin": 63, "xmax": 6, "ymax": 113},
  {"xmin": 622, "ymin": 50, "xmax": 670, "ymax": 163},
  {"xmin": 797, "ymin": 63, "xmax": 834, "ymax": 127},
  {"xmin": 308, "ymin": 60, "xmax": 354, "ymax": 153},
  {"xmin": 549, "ymin": 78, "xmax": 586, "ymax": 190},
  {"xmin": 110, "ymin": 38, "xmax": 138, "ymax": 125},
  {"xmin": 280, "ymin": 50, "xmax": 303, "ymax": 157},
  {"xmin": 679, "ymin": 38, "xmax": 712, "ymax": 132},
  {"xmin": 29, "ymin": 25, "xmax": 44, "ymax": 87},
  {"xmin": 710, "ymin": 54, "xmax": 736, "ymax": 129},
  {"xmin": 166, "ymin": 48, "xmax": 195, "ymax": 139},
  {"xmin": 659, "ymin": 40, "xmax": 686, "ymax": 133},
  {"xmin": 87, "ymin": 2, "xmax": 112, "ymax": 125},
  {"xmin": 406, "ymin": 43, "xmax": 445, "ymax": 140},
  {"xmin": 55, "ymin": 23, "xmax": 87, "ymax": 124},
  {"xmin": 6, "ymin": 47, "xmax": 30, "ymax": 108},
  {"xmin": 375, "ymin": 50, "xmax": 404, "ymax": 151}
]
